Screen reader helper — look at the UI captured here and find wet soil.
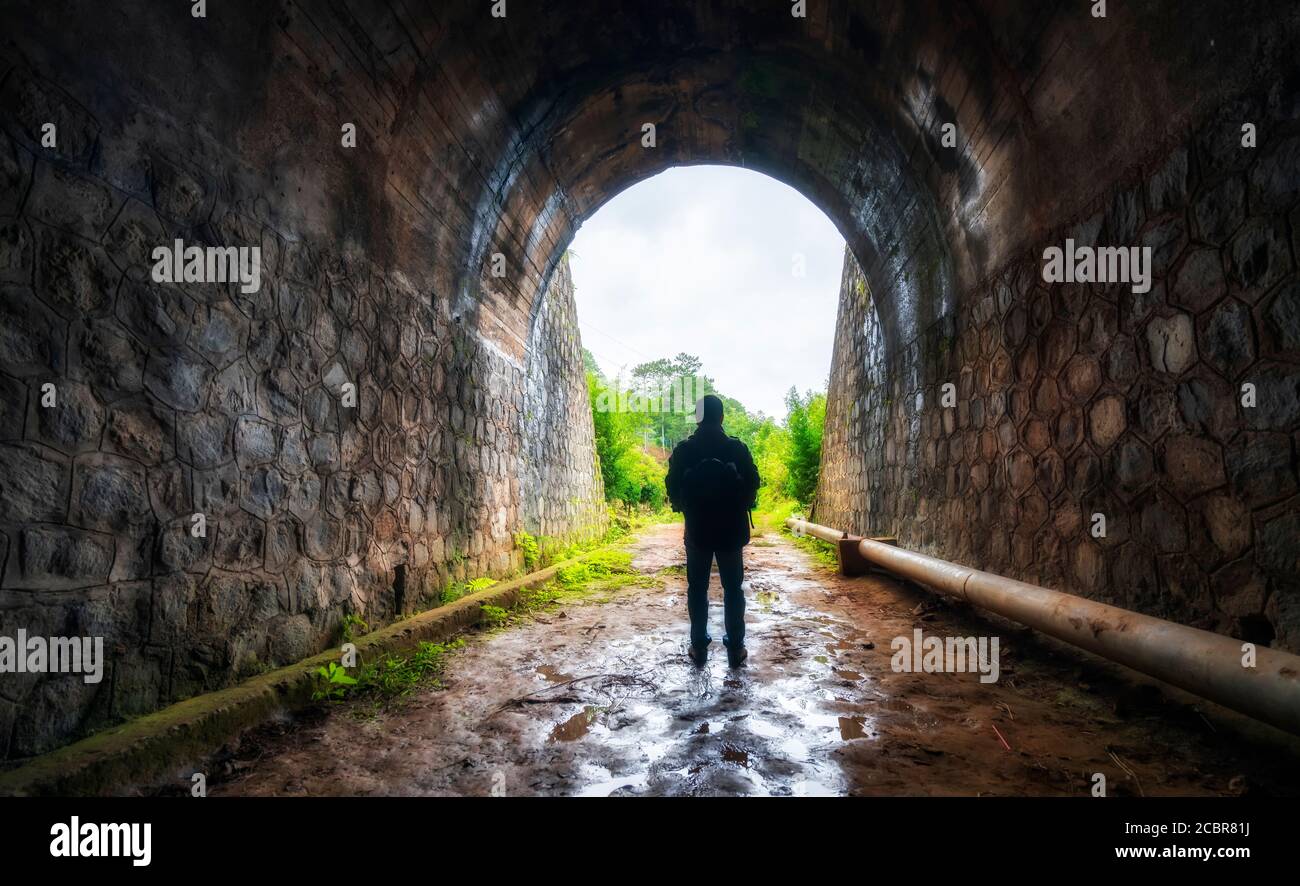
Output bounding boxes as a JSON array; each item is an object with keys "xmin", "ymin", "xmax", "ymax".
[{"xmin": 202, "ymin": 524, "xmax": 1300, "ymax": 797}]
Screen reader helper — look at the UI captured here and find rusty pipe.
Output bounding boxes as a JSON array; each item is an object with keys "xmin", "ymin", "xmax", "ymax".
[{"xmin": 785, "ymin": 517, "xmax": 1300, "ymax": 736}]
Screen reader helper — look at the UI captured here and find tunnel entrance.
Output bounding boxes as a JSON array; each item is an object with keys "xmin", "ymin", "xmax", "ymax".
[
  {"xmin": 556, "ymin": 164, "xmax": 844, "ymax": 519},
  {"xmin": 567, "ymin": 165, "xmax": 843, "ymax": 421}
]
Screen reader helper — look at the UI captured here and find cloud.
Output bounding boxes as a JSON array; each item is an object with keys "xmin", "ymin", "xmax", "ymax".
[{"xmin": 568, "ymin": 165, "xmax": 845, "ymax": 419}]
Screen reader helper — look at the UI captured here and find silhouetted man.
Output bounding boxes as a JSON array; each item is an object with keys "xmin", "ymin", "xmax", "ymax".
[{"xmin": 665, "ymin": 394, "xmax": 761, "ymax": 667}]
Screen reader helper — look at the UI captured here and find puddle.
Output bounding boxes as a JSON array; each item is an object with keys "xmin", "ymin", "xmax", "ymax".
[
  {"xmin": 548, "ymin": 706, "xmax": 601, "ymax": 742},
  {"xmin": 802, "ymin": 615, "xmax": 839, "ymax": 626},
  {"xmin": 838, "ymin": 716, "xmax": 870, "ymax": 740},
  {"xmin": 535, "ymin": 665, "xmax": 574, "ymax": 683},
  {"xmin": 721, "ymin": 743, "xmax": 751, "ymax": 767},
  {"xmin": 575, "ymin": 765, "xmax": 650, "ymax": 797}
]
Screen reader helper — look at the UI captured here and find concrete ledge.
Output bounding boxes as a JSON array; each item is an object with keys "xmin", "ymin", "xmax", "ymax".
[
  {"xmin": 822, "ymin": 532, "xmax": 898, "ymax": 577},
  {"xmin": 0, "ymin": 555, "xmax": 585, "ymax": 797}
]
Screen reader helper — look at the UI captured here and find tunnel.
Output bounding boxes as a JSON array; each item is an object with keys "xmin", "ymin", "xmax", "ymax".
[{"xmin": 0, "ymin": 0, "xmax": 1297, "ymax": 800}]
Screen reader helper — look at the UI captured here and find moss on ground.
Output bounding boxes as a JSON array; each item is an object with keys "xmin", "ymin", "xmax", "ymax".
[
  {"xmin": 783, "ymin": 527, "xmax": 841, "ymax": 570},
  {"xmin": 329, "ymin": 544, "xmax": 658, "ymax": 715}
]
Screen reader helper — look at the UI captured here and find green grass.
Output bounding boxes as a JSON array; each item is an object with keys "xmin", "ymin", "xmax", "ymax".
[
  {"xmin": 309, "ymin": 637, "xmax": 467, "ymax": 713},
  {"xmin": 318, "ymin": 529, "xmax": 661, "ymax": 712},
  {"xmin": 516, "ymin": 546, "xmax": 657, "ymax": 615},
  {"xmin": 753, "ymin": 496, "xmax": 802, "ymax": 533},
  {"xmin": 510, "ymin": 509, "xmax": 673, "ymax": 576},
  {"xmin": 555, "ymin": 547, "xmax": 633, "ymax": 586},
  {"xmin": 479, "ymin": 604, "xmax": 510, "ymax": 628},
  {"xmin": 784, "ymin": 526, "xmax": 841, "ymax": 570},
  {"xmin": 353, "ymin": 638, "xmax": 466, "ymax": 702}
]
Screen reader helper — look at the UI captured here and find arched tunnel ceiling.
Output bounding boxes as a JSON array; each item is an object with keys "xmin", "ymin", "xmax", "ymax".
[
  {"xmin": 367, "ymin": 0, "xmax": 1299, "ymax": 361},
  {"xmin": 10, "ymin": 0, "xmax": 1291, "ymax": 360}
]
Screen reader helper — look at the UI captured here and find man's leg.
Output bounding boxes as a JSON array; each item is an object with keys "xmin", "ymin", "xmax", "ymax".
[
  {"xmin": 684, "ymin": 544, "xmax": 714, "ymax": 651},
  {"xmin": 715, "ymin": 548, "xmax": 745, "ymax": 652}
]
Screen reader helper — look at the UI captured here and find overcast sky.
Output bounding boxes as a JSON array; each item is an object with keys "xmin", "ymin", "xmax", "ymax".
[{"xmin": 567, "ymin": 165, "xmax": 846, "ymax": 421}]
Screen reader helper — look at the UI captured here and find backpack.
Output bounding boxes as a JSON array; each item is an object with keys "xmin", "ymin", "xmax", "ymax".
[{"xmin": 682, "ymin": 456, "xmax": 744, "ymax": 512}]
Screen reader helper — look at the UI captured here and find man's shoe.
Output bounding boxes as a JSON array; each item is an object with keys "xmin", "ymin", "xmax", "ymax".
[
  {"xmin": 727, "ymin": 645, "xmax": 748, "ymax": 668},
  {"xmin": 688, "ymin": 644, "xmax": 709, "ymax": 666}
]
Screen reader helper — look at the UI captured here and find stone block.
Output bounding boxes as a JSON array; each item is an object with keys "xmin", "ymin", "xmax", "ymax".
[
  {"xmin": 0, "ymin": 442, "xmax": 69, "ymax": 523},
  {"xmin": 28, "ymin": 379, "xmax": 104, "ymax": 453},
  {"xmin": 35, "ymin": 226, "xmax": 118, "ymax": 321},
  {"xmin": 0, "ymin": 284, "xmax": 66, "ymax": 376},
  {"xmin": 13, "ymin": 525, "xmax": 113, "ymax": 590},
  {"xmin": 1145, "ymin": 312, "xmax": 1197, "ymax": 374},
  {"xmin": 70, "ymin": 453, "xmax": 151, "ymax": 531}
]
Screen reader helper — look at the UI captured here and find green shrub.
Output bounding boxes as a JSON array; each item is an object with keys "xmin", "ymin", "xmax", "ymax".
[
  {"xmin": 312, "ymin": 661, "xmax": 358, "ymax": 702},
  {"xmin": 480, "ymin": 604, "xmax": 509, "ymax": 627},
  {"xmin": 784, "ymin": 387, "xmax": 825, "ymax": 505},
  {"xmin": 441, "ymin": 576, "xmax": 498, "ymax": 605},
  {"xmin": 514, "ymin": 531, "xmax": 541, "ymax": 571},
  {"xmin": 353, "ymin": 638, "xmax": 466, "ymax": 700},
  {"xmin": 581, "ymin": 547, "xmax": 634, "ymax": 576},
  {"xmin": 339, "ymin": 613, "xmax": 369, "ymax": 644},
  {"xmin": 584, "ymin": 349, "xmax": 825, "ymax": 513},
  {"xmin": 555, "ymin": 562, "xmax": 592, "ymax": 588}
]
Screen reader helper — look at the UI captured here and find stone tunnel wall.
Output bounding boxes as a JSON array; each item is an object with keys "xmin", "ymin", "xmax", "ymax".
[
  {"xmin": 522, "ymin": 256, "xmax": 607, "ymax": 548},
  {"xmin": 0, "ymin": 63, "xmax": 603, "ymax": 758},
  {"xmin": 818, "ymin": 85, "xmax": 1300, "ymax": 652}
]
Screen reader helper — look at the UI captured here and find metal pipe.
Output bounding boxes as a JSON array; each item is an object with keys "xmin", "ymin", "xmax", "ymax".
[
  {"xmin": 785, "ymin": 517, "xmax": 1300, "ymax": 736},
  {"xmin": 786, "ymin": 518, "xmax": 846, "ymax": 545}
]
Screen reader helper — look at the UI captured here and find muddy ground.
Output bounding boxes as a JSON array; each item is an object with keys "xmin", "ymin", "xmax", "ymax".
[{"xmin": 188, "ymin": 524, "xmax": 1300, "ymax": 797}]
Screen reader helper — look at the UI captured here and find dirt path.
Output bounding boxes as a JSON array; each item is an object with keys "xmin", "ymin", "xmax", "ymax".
[{"xmin": 208, "ymin": 524, "xmax": 1300, "ymax": 797}]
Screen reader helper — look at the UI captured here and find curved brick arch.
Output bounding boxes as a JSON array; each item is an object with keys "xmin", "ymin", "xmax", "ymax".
[
  {"xmin": 388, "ymin": 0, "xmax": 1023, "ymax": 360},
  {"xmin": 370, "ymin": 0, "xmax": 1298, "ymax": 378}
]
